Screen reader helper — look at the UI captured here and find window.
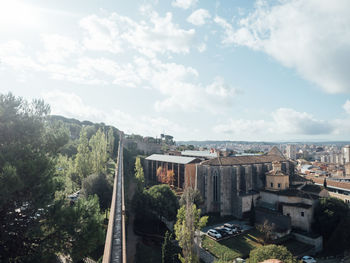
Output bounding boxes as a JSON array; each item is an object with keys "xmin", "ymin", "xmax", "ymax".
[
  {"xmin": 301, "ymin": 211, "xmax": 304, "ymax": 217},
  {"xmin": 270, "ymin": 182, "xmax": 273, "ymax": 187},
  {"xmin": 213, "ymin": 172, "xmax": 218, "ymax": 202},
  {"xmin": 278, "ymin": 183, "xmax": 281, "ymax": 188},
  {"xmin": 287, "ymin": 213, "xmax": 290, "ymax": 217}
]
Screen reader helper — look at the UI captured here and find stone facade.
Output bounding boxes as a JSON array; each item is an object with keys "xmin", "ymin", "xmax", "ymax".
[{"xmin": 194, "ymin": 150, "xmax": 292, "ymax": 218}]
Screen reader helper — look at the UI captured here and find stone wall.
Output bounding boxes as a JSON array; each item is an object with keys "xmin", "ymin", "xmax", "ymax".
[
  {"xmin": 283, "ymin": 205, "xmax": 313, "ymax": 232},
  {"xmin": 293, "ymin": 232, "xmax": 323, "ymax": 253},
  {"xmin": 255, "ymin": 207, "xmax": 291, "ymax": 231},
  {"xmin": 124, "ymin": 138, "xmax": 161, "ymax": 154}
]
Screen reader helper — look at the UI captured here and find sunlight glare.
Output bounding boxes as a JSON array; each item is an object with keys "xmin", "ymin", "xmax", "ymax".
[{"xmin": 0, "ymin": 0, "xmax": 41, "ymax": 30}]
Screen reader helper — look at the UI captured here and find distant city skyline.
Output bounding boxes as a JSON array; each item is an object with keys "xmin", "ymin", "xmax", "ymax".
[{"xmin": 1, "ymin": 0, "xmax": 350, "ymax": 141}]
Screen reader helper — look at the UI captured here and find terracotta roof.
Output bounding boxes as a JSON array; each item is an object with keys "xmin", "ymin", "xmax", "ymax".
[
  {"xmin": 306, "ymin": 176, "xmax": 350, "ymax": 191},
  {"xmin": 301, "ymin": 184, "xmax": 324, "ymax": 194},
  {"xmin": 268, "ymin": 146, "xmax": 285, "ymax": 157},
  {"xmin": 200, "ymin": 154, "xmax": 286, "ymax": 166}
]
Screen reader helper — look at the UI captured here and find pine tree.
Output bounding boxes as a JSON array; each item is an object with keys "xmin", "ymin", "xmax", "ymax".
[
  {"xmin": 162, "ymin": 231, "xmax": 178, "ymax": 263},
  {"xmin": 249, "ymin": 197, "xmax": 256, "ymax": 226}
]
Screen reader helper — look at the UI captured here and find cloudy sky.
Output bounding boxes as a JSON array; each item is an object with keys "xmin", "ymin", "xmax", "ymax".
[{"xmin": 1, "ymin": 0, "xmax": 350, "ymax": 141}]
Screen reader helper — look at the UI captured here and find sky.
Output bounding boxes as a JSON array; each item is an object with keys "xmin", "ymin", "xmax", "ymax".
[{"xmin": 1, "ymin": 0, "xmax": 350, "ymax": 141}]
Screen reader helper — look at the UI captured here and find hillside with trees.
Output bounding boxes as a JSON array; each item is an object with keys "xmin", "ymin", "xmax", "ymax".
[{"xmin": 0, "ymin": 93, "xmax": 120, "ymax": 262}]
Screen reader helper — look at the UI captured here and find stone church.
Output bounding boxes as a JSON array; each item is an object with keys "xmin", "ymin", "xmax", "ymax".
[{"xmin": 187, "ymin": 147, "xmax": 294, "ymax": 218}]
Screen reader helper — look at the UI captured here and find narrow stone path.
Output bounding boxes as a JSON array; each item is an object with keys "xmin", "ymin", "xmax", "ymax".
[{"xmin": 126, "ymin": 178, "xmax": 139, "ymax": 263}]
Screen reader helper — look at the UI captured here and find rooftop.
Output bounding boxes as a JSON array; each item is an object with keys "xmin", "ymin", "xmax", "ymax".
[
  {"xmin": 201, "ymin": 154, "xmax": 286, "ymax": 166},
  {"xmin": 261, "ymin": 188, "xmax": 319, "ymax": 200},
  {"xmin": 181, "ymin": 150, "xmax": 217, "ymax": 159},
  {"xmin": 145, "ymin": 154, "xmax": 199, "ymax": 164}
]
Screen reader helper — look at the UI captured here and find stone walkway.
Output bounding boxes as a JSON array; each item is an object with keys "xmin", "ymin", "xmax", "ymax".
[{"xmin": 126, "ymin": 178, "xmax": 139, "ymax": 263}]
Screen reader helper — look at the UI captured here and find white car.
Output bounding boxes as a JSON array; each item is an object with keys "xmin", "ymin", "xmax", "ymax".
[
  {"xmin": 222, "ymin": 227, "xmax": 235, "ymax": 235},
  {"xmin": 301, "ymin": 256, "xmax": 316, "ymax": 263},
  {"xmin": 207, "ymin": 229, "xmax": 222, "ymax": 239}
]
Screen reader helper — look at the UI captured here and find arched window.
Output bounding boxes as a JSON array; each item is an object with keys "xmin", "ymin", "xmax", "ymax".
[{"xmin": 213, "ymin": 171, "xmax": 218, "ymax": 202}]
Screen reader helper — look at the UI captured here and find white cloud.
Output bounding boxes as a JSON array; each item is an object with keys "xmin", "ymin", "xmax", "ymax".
[
  {"xmin": 187, "ymin": 9, "xmax": 211, "ymax": 26},
  {"xmin": 172, "ymin": 0, "xmax": 198, "ymax": 10},
  {"xmin": 214, "ymin": 107, "xmax": 335, "ymax": 139},
  {"xmin": 79, "ymin": 11, "xmax": 195, "ymax": 58},
  {"xmin": 197, "ymin": 43, "xmax": 206, "ymax": 52},
  {"xmin": 271, "ymin": 108, "xmax": 333, "ymax": 135},
  {"xmin": 215, "ymin": 0, "xmax": 350, "ymax": 93},
  {"xmin": 38, "ymin": 34, "xmax": 80, "ymax": 63},
  {"xmin": 133, "ymin": 57, "xmax": 238, "ymax": 113},
  {"xmin": 343, "ymin": 100, "xmax": 350, "ymax": 115},
  {"xmin": 79, "ymin": 14, "xmax": 123, "ymax": 54},
  {"xmin": 42, "ymin": 90, "xmax": 185, "ymax": 137}
]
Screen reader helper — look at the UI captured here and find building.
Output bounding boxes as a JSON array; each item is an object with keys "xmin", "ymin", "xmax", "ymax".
[
  {"xmin": 192, "ymin": 146, "xmax": 293, "ymax": 218},
  {"xmin": 343, "ymin": 145, "xmax": 350, "ymax": 163},
  {"xmin": 144, "ymin": 154, "xmax": 201, "ymax": 188},
  {"xmin": 286, "ymin": 145, "xmax": 297, "ymax": 160}
]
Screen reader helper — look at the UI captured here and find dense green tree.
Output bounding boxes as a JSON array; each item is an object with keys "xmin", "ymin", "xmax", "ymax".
[
  {"xmin": 81, "ymin": 173, "xmax": 113, "ymax": 211},
  {"xmin": 55, "ymin": 154, "xmax": 78, "ymax": 193},
  {"xmin": 249, "ymin": 245, "xmax": 297, "ymax": 263},
  {"xmin": 89, "ymin": 128, "xmax": 108, "ymax": 174},
  {"xmin": 147, "ymin": 184, "xmax": 179, "ymax": 222},
  {"xmin": 326, "ymin": 210, "xmax": 350, "ymax": 254},
  {"xmin": 0, "ymin": 93, "xmax": 60, "ymax": 261},
  {"xmin": 75, "ymin": 127, "xmax": 93, "ymax": 183},
  {"xmin": 107, "ymin": 126, "xmax": 115, "ymax": 157},
  {"xmin": 175, "ymin": 188, "xmax": 208, "ymax": 263},
  {"xmin": 134, "ymin": 157, "xmax": 145, "ymax": 190},
  {"xmin": 44, "ymin": 195, "xmax": 105, "ymax": 262},
  {"xmin": 312, "ymin": 197, "xmax": 349, "ymax": 242},
  {"xmin": 162, "ymin": 231, "xmax": 179, "ymax": 263}
]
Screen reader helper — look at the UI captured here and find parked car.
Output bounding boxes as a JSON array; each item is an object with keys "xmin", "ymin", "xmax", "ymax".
[
  {"xmin": 207, "ymin": 229, "xmax": 222, "ymax": 239},
  {"xmin": 222, "ymin": 227, "xmax": 235, "ymax": 235},
  {"xmin": 301, "ymin": 256, "xmax": 316, "ymax": 263},
  {"xmin": 214, "ymin": 227, "xmax": 229, "ymax": 237}
]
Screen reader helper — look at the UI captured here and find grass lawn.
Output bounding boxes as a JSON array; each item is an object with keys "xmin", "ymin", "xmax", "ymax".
[{"xmin": 202, "ymin": 229, "xmax": 264, "ymax": 261}]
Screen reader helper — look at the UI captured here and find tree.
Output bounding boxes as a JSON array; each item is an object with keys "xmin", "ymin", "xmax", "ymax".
[
  {"xmin": 147, "ymin": 184, "xmax": 179, "ymax": 222},
  {"xmin": 249, "ymin": 197, "xmax": 256, "ymax": 226},
  {"xmin": 312, "ymin": 197, "xmax": 349, "ymax": 242},
  {"xmin": 43, "ymin": 195, "xmax": 105, "ymax": 262},
  {"xmin": 257, "ymin": 220, "xmax": 274, "ymax": 244},
  {"xmin": 162, "ymin": 231, "xmax": 179, "ymax": 263},
  {"xmin": 0, "ymin": 93, "xmax": 63, "ymax": 261},
  {"xmin": 81, "ymin": 173, "xmax": 113, "ymax": 211},
  {"xmin": 134, "ymin": 157, "xmax": 145, "ymax": 190},
  {"xmin": 157, "ymin": 166, "xmax": 167, "ymax": 184},
  {"xmin": 75, "ymin": 127, "xmax": 93, "ymax": 183},
  {"xmin": 179, "ymin": 188, "xmax": 204, "ymax": 208},
  {"xmin": 89, "ymin": 128, "xmax": 108, "ymax": 174},
  {"xmin": 107, "ymin": 126, "xmax": 115, "ymax": 157},
  {"xmin": 174, "ymin": 187, "xmax": 208, "ymax": 263},
  {"xmin": 167, "ymin": 170, "xmax": 175, "ymax": 186},
  {"xmin": 249, "ymin": 245, "xmax": 297, "ymax": 263}
]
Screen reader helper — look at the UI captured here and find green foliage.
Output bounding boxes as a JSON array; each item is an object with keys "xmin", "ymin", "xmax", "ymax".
[
  {"xmin": 107, "ymin": 127, "xmax": 115, "ymax": 157},
  {"xmin": 75, "ymin": 127, "xmax": 93, "ymax": 182},
  {"xmin": 147, "ymin": 184, "xmax": 179, "ymax": 221},
  {"xmin": 249, "ymin": 244, "xmax": 297, "ymax": 263},
  {"xmin": 82, "ymin": 173, "xmax": 113, "ymax": 211},
  {"xmin": 0, "ymin": 93, "xmax": 60, "ymax": 261},
  {"xmin": 135, "ymin": 157, "xmax": 145, "ymax": 190},
  {"xmin": 174, "ymin": 199, "xmax": 208, "ymax": 263},
  {"xmin": 89, "ymin": 128, "xmax": 108, "ymax": 174},
  {"xmin": 45, "ymin": 195, "xmax": 105, "ymax": 262},
  {"xmin": 55, "ymin": 154, "xmax": 78, "ymax": 193},
  {"xmin": 162, "ymin": 231, "xmax": 179, "ymax": 263},
  {"xmin": 312, "ymin": 197, "xmax": 349, "ymax": 242}
]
